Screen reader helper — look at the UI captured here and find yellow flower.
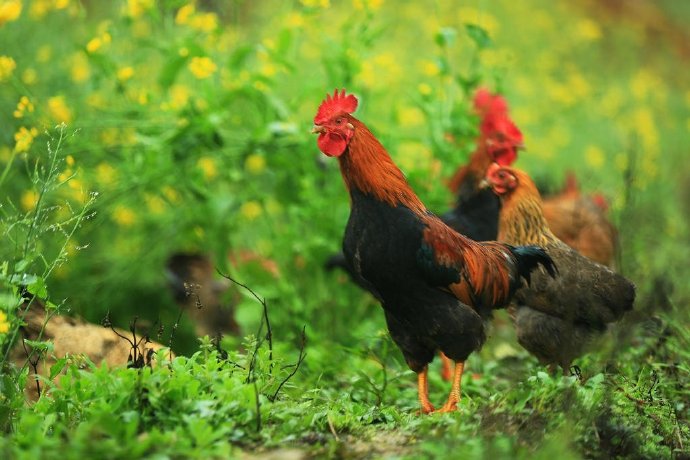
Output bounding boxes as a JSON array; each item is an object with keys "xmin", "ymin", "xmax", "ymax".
[
  {"xmin": 54, "ymin": 0, "xmax": 70, "ymax": 9},
  {"xmin": 162, "ymin": 186, "xmax": 180, "ymax": 203},
  {"xmin": 398, "ymin": 106, "xmax": 425, "ymax": 127},
  {"xmin": 419, "ymin": 60, "xmax": 440, "ymax": 77},
  {"xmin": 48, "ymin": 95, "xmax": 73, "ymax": 123},
  {"xmin": 13, "ymin": 96, "xmax": 34, "ymax": 118},
  {"xmin": 584, "ymin": 145, "xmax": 605, "ymax": 169},
  {"xmin": 21, "ymin": 67, "xmax": 37, "ymax": 85},
  {"xmin": 300, "ymin": 0, "xmax": 330, "ymax": 8},
  {"xmin": 240, "ymin": 201, "xmax": 262, "ymax": 221},
  {"xmin": 96, "ymin": 162, "xmax": 117, "ymax": 185},
  {"xmin": 175, "ymin": 3, "xmax": 194, "ymax": 25},
  {"xmin": 112, "ymin": 205, "xmax": 136, "ymax": 227},
  {"xmin": 65, "ymin": 155, "xmax": 75, "ymax": 167},
  {"xmin": 188, "ymin": 56, "xmax": 217, "ymax": 79},
  {"xmin": 70, "ymin": 52, "xmax": 90, "ymax": 82},
  {"xmin": 86, "ymin": 36, "xmax": 103, "ymax": 53},
  {"xmin": 14, "ymin": 126, "xmax": 38, "ymax": 153},
  {"xmin": 245, "ymin": 154, "xmax": 266, "ymax": 174},
  {"xmin": 20, "ymin": 190, "xmax": 39, "ymax": 211},
  {"xmin": 418, "ymin": 83, "xmax": 432, "ymax": 96},
  {"xmin": 190, "ymin": 12, "xmax": 218, "ymax": 33},
  {"xmin": 197, "ymin": 156, "xmax": 217, "ymax": 180},
  {"xmin": 124, "ymin": 0, "xmax": 153, "ymax": 18},
  {"xmin": 352, "ymin": 0, "xmax": 383, "ymax": 10},
  {"xmin": 0, "ymin": 311, "xmax": 9, "ymax": 334},
  {"xmin": 144, "ymin": 193, "xmax": 165, "ymax": 214},
  {"xmin": 574, "ymin": 18, "xmax": 602, "ymax": 42},
  {"xmin": 0, "ymin": 0, "xmax": 22, "ymax": 26},
  {"xmin": 117, "ymin": 66, "xmax": 134, "ymax": 82},
  {"xmin": 29, "ymin": 0, "xmax": 50, "ymax": 19},
  {"xmin": 0, "ymin": 55, "xmax": 16, "ymax": 81},
  {"xmin": 285, "ymin": 12, "xmax": 304, "ymax": 28}
]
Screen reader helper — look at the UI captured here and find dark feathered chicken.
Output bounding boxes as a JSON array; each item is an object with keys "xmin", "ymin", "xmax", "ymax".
[
  {"xmin": 312, "ymin": 89, "xmax": 556, "ymax": 413},
  {"xmin": 485, "ymin": 164, "xmax": 635, "ymax": 372}
]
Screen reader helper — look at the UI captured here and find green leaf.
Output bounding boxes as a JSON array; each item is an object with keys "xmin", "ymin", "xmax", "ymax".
[
  {"xmin": 49, "ymin": 358, "xmax": 68, "ymax": 380},
  {"xmin": 465, "ymin": 23, "xmax": 492, "ymax": 49}
]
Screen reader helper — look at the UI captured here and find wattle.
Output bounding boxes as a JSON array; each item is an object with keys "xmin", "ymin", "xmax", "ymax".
[
  {"xmin": 494, "ymin": 148, "xmax": 517, "ymax": 166},
  {"xmin": 318, "ymin": 132, "xmax": 347, "ymax": 157}
]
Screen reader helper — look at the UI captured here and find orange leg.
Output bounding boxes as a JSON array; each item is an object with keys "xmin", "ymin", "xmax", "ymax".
[
  {"xmin": 417, "ymin": 366, "xmax": 435, "ymax": 414},
  {"xmin": 437, "ymin": 361, "xmax": 465, "ymax": 413},
  {"xmin": 439, "ymin": 352, "xmax": 452, "ymax": 381}
]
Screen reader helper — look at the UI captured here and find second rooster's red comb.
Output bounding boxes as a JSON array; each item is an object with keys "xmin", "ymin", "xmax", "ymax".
[
  {"xmin": 473, "ymin": 87, "xmax": 508, "ymax": 118},
  {"xmin": 314, "ymin": 89, "xmax": 358, "ymax": 125}
]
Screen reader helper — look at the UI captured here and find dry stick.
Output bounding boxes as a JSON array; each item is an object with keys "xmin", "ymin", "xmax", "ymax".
[
  {"xmin": 218, "ymin": 271, "xmax": 273, "ymax": 363},
  {"xmin": 269, "ymin": 325, "xmax": 307, "ymax": 402},
  {"xmin": 20, "ymin": 333, "xmax": 42, "ymax": 398}
]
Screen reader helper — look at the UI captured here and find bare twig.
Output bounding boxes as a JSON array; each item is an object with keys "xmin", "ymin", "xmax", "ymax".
[
  {"xmin": 217, "ymin": 271, "xmax": 273, "ymax": 366},
  {"xmin": 269, "ymin": 326, "xmax": 307, "ymax": 402}
]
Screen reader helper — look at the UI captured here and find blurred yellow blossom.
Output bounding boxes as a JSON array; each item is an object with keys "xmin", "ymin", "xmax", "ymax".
[
  {"xmin": 245, "ymin": 154, "xmax": 266, "ymax": 174},
  {"xmin": 87, "ymin": 92, "xmax": 106, "ymax": 109},
  {"xmin": 630, "ymin": 70, "xmax": 661, "ymax": 102},
  {"xmin": 54, "ymin": 0, "xmax": 70, "ymax": 9},
  {"xmin": 0, "ymin": 0, "xmax": 21, "ymax": 26},
  {"xmin": 418, "ymin": 83, "xmax": 432, "ymax": 96},
  {"xmin": 188, "ymin": 56, "xmax": 217, "ymax": 79},
  {"xmin": 353, "ymin": 0, "xmax": 383, "ymax": 11},
  {"xmin": 398, "ymin": 106, "xmax": 424, "ymax": 127},
  {"xmin": 197, "ymin": 156, "xmax": 217, "ymax": 180},
  {"xmin": 175, "ymin": 3, "xmax": 194, "ymax": 25},
  {"xmin": 0, "ymin": 311, "xmax": 9, "ymax": 334},
  {"xmin": 124, "ymin": 0, "xmax": 153, "ymax": 18},
  {"xmin": 13, "ymin": 96, "xmax": 34, "ymax": 118},
  {"xmin": 48, "ymin": 95, "xmax": 73, "ymax": 123},
  {"xmin": 285, "ymin": 12, "xmax": 304, "ymax": 29},
  {"xmin": 631, "ymin": 107, "xmax": 658, "ymax": 153},
  {"xmin": 190, "ymin": 12, "xmax": 218, "ymax": 33},
  {"xmin": 0, "ymin": 145, "xmax": 11, "ymax": 162},
  {"xmin": 144, "ymin": 194, "xmax": 166, "ymax": 215},
  {"xmin": 21, "ymin": 67, "xmax": 37, "ymax": 85},
  {"xmin": 162, "ymin": 186, "xmax": 180, "ymax": 203},
  {"xmin": 584, "ymin": 145, "xmax": 605, "ymax": 169},
  {"xmin": 113, "ymin": 205, "xmax": 136, "ymax": 227},
  {"xmin": 300, "ymin": 0, "xmax": 330, "ymax": 8},
  {"xmin": 70, "ymin": 53, "xmax": 90, "ymax": 82},
  {"xmin": 96, "ymin": 162, "xmax": 117, "ymax": 185},
  {"xmin": 0, "ymin": 55, "xmax": 16, "ymax": 81},
  {"xmin": 20, "ymin": 190, "xmax": 39, "ymax": 211},
  {"xmin": 86, "ymin": 32, "xmax": 111, "ymax": 53},
  {"xmin": 117, "ymin": 66, "xmax": 134, "ymax": 82},
  {"xmin": 600, "ymin": 86, "xmax": 624, "ymax": 117},
  {"xmin": 419, "ymin": 60, "xmax": 440, "ymax": 77},
  {"xmin": 241, "ymin": 201, "xmax": 263, "ymax": 221},
  {"xmin": 29, "ymin": 0, "xmax": 50, "ymax": 18},
  {"xmin": 574, "ymin": 18, "xmax": 602, "ymax": 42},
  {"xmin": 14, "ymin": 126, "xmax": 38, "ymax": 153}
]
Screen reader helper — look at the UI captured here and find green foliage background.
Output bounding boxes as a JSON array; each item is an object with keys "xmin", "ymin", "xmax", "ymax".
[{"xmin": 1, "ymin": 0, "xmax": 689, "ymax": 458}]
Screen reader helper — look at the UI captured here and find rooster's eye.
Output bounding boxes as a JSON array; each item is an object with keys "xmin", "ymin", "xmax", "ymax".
[{"xmin": 335, "ymin": 117, "xmax": 343, "ymax": 125}]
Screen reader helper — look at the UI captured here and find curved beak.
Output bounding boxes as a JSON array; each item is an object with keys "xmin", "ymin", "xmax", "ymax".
[
  {"xmin": 311, "ymin": 125, "xmax": 325, "ymax": 134},
  {"xmin": 478, "ymin": 178, "xmax": 491, "ymax": 190}
]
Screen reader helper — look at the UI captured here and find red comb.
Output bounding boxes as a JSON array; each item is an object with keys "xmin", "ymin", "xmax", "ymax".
[
  {"xmin": 314, "ymin": 89, "xmax": 358, "ymax": 125},
  {"xmin": 473, "ymin": 87, "xmax": 508, "ymax": 118}
]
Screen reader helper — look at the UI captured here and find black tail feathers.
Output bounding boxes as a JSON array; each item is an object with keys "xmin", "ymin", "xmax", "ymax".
[
  {"xmin": 324, "ymin": 252, "xmax": 349, "ymax": 272},
  {"xmin": 511, "ymin": 245, "xmax": 558, "ymax": 285}
]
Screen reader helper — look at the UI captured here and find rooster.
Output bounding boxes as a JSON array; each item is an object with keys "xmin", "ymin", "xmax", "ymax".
[
  {"xmin": 312, "ymin": 89, "xmax": 556, "ymax": 413},
  {"xmin": 442, "ymin": 88, "xmax": 523, "ymax": 241},
  {"xmin": 323, "ymin": 88, "xmax": 522, "ymax": 291},
  {"xmin": 485, "ymin": 164, "xmax": 635, "ymax": 373}
]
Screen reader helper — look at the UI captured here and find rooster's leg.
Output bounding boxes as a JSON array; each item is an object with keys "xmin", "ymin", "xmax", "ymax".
[
  {"xmin": 437, "ymin": 361, "xmax": 464, "ymax": 413},
  {"xmin": 417, "ymin": 366, "xmax": 435, "ymax": 414},
  {"xmin": 439, "ymin": 352, "xmax": 452, "ymax": 381}
]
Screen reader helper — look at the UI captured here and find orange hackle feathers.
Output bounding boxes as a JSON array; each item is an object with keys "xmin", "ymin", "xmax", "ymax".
[{"xmin": 314, "ymin": 89, "xmax": 359, "ymax": 125}]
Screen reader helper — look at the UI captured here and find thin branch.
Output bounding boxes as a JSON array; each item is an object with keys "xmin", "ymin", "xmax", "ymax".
[{"xmin": 269, "ymin": 326, "xmax": 307, "ymax": 402}]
